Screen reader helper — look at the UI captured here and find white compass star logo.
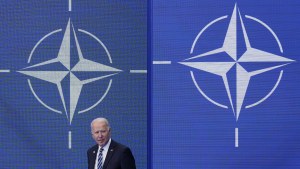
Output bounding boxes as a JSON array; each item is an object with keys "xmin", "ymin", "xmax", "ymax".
[
  {"xmin": 179, "ymin": 3, "xmax": 295, "ymax": 121},
  {"xmin": 18, "ymin": 18, "xmax": 122, "ymax": 124}
]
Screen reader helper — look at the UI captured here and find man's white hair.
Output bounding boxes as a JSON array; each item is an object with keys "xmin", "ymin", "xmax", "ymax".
[{"xmin": 90, "ymin": 117, "xmax": 110, "ymax": 131}]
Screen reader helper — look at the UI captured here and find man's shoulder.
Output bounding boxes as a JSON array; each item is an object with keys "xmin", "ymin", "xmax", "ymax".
[
  {"xmin": 110, "ymin": 140, "xmax": 133, "ymax": 154},
  {"xmin": 87, "ymin": 144, "xmax": 98, "ymax": 154},
  {"xmin": 110, "ymin": 140, "xmax": 128, "ymax": 149}
]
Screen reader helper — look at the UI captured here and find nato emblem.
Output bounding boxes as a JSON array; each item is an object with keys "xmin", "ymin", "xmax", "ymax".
[
  {"xmin": 179, "ymin": 3, "xmax": 295, "ymax": 147},
  {"xmin": 15, "ymin": 1, "xmax": 146, "ymax": 149}
]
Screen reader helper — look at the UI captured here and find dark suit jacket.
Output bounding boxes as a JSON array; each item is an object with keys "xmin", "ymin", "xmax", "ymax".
[{"xmin": 87, "ymin": 140, "xmax": 136, "ymax": 169}]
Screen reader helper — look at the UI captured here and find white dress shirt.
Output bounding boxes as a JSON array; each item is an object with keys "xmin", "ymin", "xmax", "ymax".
[{"xmin": 94, "ymin": 138, "xmax": 112, "ymax": 169}]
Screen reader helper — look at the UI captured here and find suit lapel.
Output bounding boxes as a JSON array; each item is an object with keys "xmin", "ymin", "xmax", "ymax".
[
  {"xmin": 91, "ymin": 145, "xmax": 98, "ymax": 168},
  {"xmin": 103, "ymin": 140, "xmax": 117, "ymax": 169}
]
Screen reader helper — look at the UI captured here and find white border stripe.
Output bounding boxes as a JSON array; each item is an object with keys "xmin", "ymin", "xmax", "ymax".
[
  {"xmin": 235, "ymin": 128, "xmax": 239, "ymax": 148},
  {"xmin": 130, "ymin": 70, "xmax": 147, "ymax": 73},
  {"xmin": 68, "ymin": 131, "xmax": 72, "ymax": 149},
  {"xmin": 0, "ymin": 70, "xmax": 10, "ymax": 73},
  {"xmin": 153, "ymin": 61, "xmax": 171, "ymax": 64},
  {"xmin": 69, "ymin": 0, "xmax": 72, "ymax": 11}
]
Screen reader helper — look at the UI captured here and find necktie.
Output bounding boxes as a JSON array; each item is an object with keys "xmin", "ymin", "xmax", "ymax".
[{"xmin": 97, "ymin": 148, "xmax": 104, "ymax": 169}]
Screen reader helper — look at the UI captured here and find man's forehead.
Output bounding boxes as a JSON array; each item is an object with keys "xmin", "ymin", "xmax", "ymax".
[{"xmin": 92, "ymin": 121, "xmax": 108, "ymax": 128}]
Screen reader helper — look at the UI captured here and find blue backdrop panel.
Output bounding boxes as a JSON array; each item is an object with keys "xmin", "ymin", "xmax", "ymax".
[
  {"xmin": 0, "ymin": 1, "xmax": 147, "ymax": 169},
  {"xmin": 152, "ymin": 1, "xmax": 300, "ymax": 169}
]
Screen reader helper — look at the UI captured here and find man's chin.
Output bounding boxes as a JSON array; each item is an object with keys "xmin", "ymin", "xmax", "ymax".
[{"xmin": 98, "ymin": 142, "xmax": 104, "ymax": 146}]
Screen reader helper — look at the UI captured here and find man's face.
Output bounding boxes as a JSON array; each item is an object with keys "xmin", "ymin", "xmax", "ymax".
[{"xmin": 91, "ymin": 121, "xmax": 111, "ymax": 147}]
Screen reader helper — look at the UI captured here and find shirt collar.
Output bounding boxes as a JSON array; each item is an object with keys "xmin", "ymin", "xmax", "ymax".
[{"xmin": 99, "ymin": 138, "xmax": 111, "ymax": 151}]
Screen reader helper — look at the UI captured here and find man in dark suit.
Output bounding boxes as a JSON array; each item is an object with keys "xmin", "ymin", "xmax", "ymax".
[{"xmin": 87, "ymin": 117, "xmax": 136, "ymax": 169}]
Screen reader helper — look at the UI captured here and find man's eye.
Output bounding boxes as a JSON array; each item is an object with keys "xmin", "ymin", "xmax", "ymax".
[{"xmin": 95, "ymin": 131, "xmax": 104, "ymax": 134}]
